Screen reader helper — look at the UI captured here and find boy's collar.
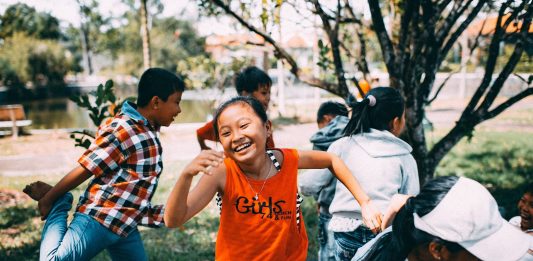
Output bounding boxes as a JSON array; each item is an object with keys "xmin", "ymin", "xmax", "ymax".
[{"xmin": 121, "ymin": 101, "xmax": 153, "ymax": 128}]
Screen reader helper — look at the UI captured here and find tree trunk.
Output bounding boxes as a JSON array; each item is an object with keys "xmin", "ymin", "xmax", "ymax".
[
  {"xmin": 140, "ymin": 0, "xmax": 151, "ymax": 70},
  {"xmin": 406, "ymin": 117, "xmax": 431, "ymax": 185},
  {"xmin": 77, "ymin": 0, "xmax": 93, "ymax": 75},
  {"xmin": 80, "ymin": 26, "xmax": 94, "ymax": 75}
]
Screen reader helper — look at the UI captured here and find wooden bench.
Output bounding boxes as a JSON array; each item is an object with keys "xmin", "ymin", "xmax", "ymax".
[{"xmin": 0, "ymin": 104, "xmax": 32, "ymax": 138}]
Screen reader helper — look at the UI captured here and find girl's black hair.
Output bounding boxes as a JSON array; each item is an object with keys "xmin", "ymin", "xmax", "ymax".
[
  {"xmin": 137, "ymin": 68, "xmax": 185, "ymax": 107},
  {"xmin": 316, "ymin": 101, "xmax": 349, "ymax": 123},
  {"xmin": 344, "ymin": 87, "xmax": 404, "ymax": 136},
  {"xmin": 361, "ymin": 176, "xmax": 464, "ymax": 261},
  {"xmin": 212, "ymin": 96, "xmax": 268, "ymax": 141}
]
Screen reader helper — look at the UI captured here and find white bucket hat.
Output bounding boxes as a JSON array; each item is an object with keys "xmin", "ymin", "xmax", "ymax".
[{"xmin": 413, "ymin": 177, "xmax": 532, "ymax": 261}]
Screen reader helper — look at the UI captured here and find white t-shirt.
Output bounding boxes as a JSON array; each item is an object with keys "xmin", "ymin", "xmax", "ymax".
[{"xmin": 510, "ymin": 216, "xmax": 533, "ymax": 233}]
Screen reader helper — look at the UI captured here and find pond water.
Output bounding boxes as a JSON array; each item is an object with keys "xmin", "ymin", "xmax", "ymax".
[
  {"xmin": 21, "ymin": 98, "xmax": 215, "ymax": 129},
  {"xmin": 17, "ymin": 84, "xmax": 328, "ymax": 130}
]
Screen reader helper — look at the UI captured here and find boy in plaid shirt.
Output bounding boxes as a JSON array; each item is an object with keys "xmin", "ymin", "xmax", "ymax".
[{"xmin": 23, "ymin": 68, "xmax": 184, "ymax": 260}]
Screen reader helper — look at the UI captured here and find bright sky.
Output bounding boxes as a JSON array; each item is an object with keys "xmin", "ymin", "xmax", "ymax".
[
  {"xmin": 0, "ymin": 0, "xmax": 369, "ymax": 38},
  {"xmin": 0, "ymin": 0, "xmax": 194, "ymax": 25}
]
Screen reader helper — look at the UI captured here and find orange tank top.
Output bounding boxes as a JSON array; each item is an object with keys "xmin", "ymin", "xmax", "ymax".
[{"xmin": 215, "ymin": 148, "xmax": 308, "ymax": 260}]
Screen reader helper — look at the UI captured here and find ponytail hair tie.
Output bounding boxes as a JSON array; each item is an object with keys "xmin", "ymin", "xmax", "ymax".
[{"xmin": 367, "ymin": 95, "xmax": 377, "ymax": 107}]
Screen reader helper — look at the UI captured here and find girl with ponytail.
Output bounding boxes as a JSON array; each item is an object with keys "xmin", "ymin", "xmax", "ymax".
[{"xmin": 312, "ymin": 87, "xmax": 420, "ymax": 260}]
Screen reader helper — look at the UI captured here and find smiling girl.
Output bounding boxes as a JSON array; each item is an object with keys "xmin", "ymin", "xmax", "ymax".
[{"xmin": 165, "ymin": 96, "xmax": 382, "ymax": 260}]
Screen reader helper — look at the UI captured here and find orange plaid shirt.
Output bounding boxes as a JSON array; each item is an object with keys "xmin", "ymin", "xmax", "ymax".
[{"xmin": 77, "ymin": 101, "xmax": 165, "ymax": 236}]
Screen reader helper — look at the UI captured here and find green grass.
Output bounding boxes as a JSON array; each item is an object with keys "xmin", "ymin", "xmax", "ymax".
[
  {"xmin": 0, "ymin": 157, "xmax": 319, "ymax": 260},
  {"xmin": 431, "ymin": 131, "xmax": 533, "ymax": 219},
  {"xmin": 1, "ymin": 130, "xmax": 532, "ymax": 259}
]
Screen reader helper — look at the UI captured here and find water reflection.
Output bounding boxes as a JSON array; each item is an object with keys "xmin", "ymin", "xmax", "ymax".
[{"xmin": 22, "ymin": 98, "xmax": 215, "ymax": 129}]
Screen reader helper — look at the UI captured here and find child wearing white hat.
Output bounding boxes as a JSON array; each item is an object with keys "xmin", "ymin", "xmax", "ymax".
[{"xmin": 355, "ymin": 176, "xmax": 532, "ymax": 261}]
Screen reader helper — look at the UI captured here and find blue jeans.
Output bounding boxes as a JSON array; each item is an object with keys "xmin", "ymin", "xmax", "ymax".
[
  {"xmin": 318, "ymin": 213, "xmax": 336, "ymax": 261},
  {"xmin": 333, "ymin": 226, "xmax": 375, "ymax": 261},
  {"xmin": 40, "ymin": 193, "xmax": 147, "ymax": 261}
]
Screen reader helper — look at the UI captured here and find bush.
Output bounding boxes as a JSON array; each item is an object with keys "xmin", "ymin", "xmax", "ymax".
[{"xmin": 0, "ymin": 33, "xmax": 75, "ymax": 98}]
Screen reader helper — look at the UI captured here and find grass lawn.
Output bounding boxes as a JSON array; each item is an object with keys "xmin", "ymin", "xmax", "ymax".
[
  {"xmin": 1, "ymin": 129, "xmax": 532, "ymax": 260},
  {"xmin": 429, "ymin": 130, "xmax": 533, "ymax": 219}
]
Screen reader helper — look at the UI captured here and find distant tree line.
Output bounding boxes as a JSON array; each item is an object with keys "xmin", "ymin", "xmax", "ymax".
[{"xmin": 0, "ymin": 2, "xmax": 210, "ymax": 101}]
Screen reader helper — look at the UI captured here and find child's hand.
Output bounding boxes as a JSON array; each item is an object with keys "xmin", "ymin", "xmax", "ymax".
[
  {"xmin": 381, "ymin": 194, "xmax": 411, "ymax": 231},
  {"xmin": 182, "ymin": 150, "xmax": 224, "ymax": 177},
  {"xmin": 360, "ymin": 200, "xmax": 383, "ymax": 234},
  {"xmin": 37, "ymin": 197, "xmax": 53, "ymax": 220}
]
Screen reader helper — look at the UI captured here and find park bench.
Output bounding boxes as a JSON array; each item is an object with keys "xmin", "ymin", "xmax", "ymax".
[{"xmin": 0, "ymin": 104, "xmax": 32, "ymax": 138}]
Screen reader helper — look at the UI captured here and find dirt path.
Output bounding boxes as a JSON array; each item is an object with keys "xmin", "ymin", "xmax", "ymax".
[{"xmin": 0, "ymin": 122, "xmax": 317, "ymax": 176}]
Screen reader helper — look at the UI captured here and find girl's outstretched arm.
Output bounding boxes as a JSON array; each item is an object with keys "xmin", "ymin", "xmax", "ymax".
[
  {"xmin": 298, "ymin": 150, "xmax": 383, "ymax": 233},
  {"xmin": 165, "ymin": 150, "xmax": 224, "ymax": 228}
]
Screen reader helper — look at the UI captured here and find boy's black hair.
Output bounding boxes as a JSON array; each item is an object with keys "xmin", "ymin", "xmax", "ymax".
[
  {"xmin": 235, "ymin": 66, "xmax": 272, "ymax": 95},
  {"xmin": 213, "ymin": 96, "xmax": 268, "ymax": 141},
  {"xmin": 362, "ymin": 176, "xmax": 463, "ymax": 261},
  {"xmin": 344, "ymin": 87, "xmax": 404, "ymax": 136},
  {"xmin": 316, "ymin": 101, "xmax": 349, "ymax": 123},
  {"xmin": 137, "ymin": 68, "xmax": 185, "ymax": 107}
]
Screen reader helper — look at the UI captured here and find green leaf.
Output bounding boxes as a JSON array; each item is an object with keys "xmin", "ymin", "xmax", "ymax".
[{"xmin": 105, "ymin": 79, "xmax": 113, "ymax": 90}]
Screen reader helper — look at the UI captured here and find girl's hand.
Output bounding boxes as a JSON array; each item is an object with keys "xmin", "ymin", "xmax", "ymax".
[
  {"xmin": 182, "ymin": 150, "xmax": 224, "ymax": 177},
  {"xmin": 360, "ymin": 200, "xmax": 383, "ymax": 234},
  {"xmin": 381, "ymin": 194, "xmax": 411, "ymax": 231}
]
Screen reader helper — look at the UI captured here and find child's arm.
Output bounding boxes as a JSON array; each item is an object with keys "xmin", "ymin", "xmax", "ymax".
[
  {"xmin": 298, "ymin": 169, "xmax": 334, "ymax": 197},
  {"xmin": 298, "ymin": 150, "xmax": 383, "ymax": 233},
  {"xmin": 197, "ymin": 134, "xmax": 212, "ymax": 150},
  {"xmin": 196, "ymin": 121, "xmax": 216, "ymax": 150},
  {"xmin": 139, "ymin": 204, "xmax": 165, "ymax": 228},
  {"xmin": 165, "ymin": 150, "xmax": 224, "ymax": 228},
  {"xmin": 38, "ymin": 165, "xmax": 92, "ymax": 219},
  {"xmin": 381, "ymin": 194, "xmax": 411, "ymax": 230}
]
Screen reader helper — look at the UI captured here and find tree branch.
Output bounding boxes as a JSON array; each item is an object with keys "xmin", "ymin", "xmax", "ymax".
[
  {"xmin": 419, "ymin": 0, "xmax": 440, "ymax": 102},
  {"xmin": 435, "ymin": 0, "xmax": 474, "ymax": 46},
  {"xmin": 477, "ymin": 2, "xmax": 531, "ymax": 113},
  {"xmin": 426, "ymin": 23, "xmax": 483, "ymax": 105},
  {"xmin": 209, "ymin": 0, "xmax": 352, "ymax": 97},
  {"xmin": 425, "ymin": 72, "xmax": 456, "ymax": 105},
  {"xmin": 70, "ymin": 129, "xmax": 96, "ymax": 139},
  {"xmin": 485, "ymin": 88, "xmax": 533, "ymax": 120},
  {"xmin": 210, "ymin": 0, "xmax": 299, "ymax": 75},
  {"xmin": 312, "ymin": 0, "xmax": 351, "ymax": 99},
  {"xmin": 461, "ymin": 0, "xmax": 511, "ymax": 117},
  {"xmin": 513, "ymin": 73, "xmax": 531, "ymax": 85},
  {"xmin": 438, "ymin": 0, "xmax": 485, "ymax": 68},
  {"xmin": 368, "ymin": 0, "xmax": 396, "ymax": 77},
  {"xmin": 344, "ymin": 0, "xmax": 370, "ymax": 78},
  {"xmin": 428, "ymin": 0, "xmax": 532, "ymax": 172},
  {"xmin": 397, "ymin": 0, "xmax": 418, "ymax": 90}
]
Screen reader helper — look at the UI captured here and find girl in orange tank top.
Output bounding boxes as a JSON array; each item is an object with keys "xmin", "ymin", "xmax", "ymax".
[{"xmin": 165, "ymin": 96, "xmax": 383, "ymax": 260}]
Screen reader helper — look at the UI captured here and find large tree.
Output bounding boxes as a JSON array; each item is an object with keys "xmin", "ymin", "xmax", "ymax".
[
  {"xmin": 203, "ymin": 0, "xmax": 532, "ymax": 184},
  {"xmin": 0, "ymin": 3, "xmax": 61, "ymax": 40},
  {"xmin": 76, "ymin": 0, "xmax": 108, "ymax": 75},
  {"xmin": 93, "ymin": 7, "xmax": 206, "ymax": 75}
]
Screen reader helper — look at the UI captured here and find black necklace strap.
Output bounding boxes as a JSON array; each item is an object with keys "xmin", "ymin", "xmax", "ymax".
[{"xmin": 266, "ymin": 150, "xmax": 281, "ymax": 171}]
